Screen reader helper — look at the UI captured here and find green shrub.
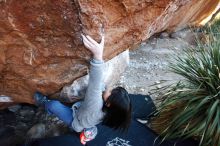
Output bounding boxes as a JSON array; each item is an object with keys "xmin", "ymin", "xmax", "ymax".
[{"xmin": 154, "ymin": 19, "xmax": 220, "ymax": 146}]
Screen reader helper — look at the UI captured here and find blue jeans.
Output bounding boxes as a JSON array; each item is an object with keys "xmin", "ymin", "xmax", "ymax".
[
  {"xmin": 44, "ymin": 100, "xmax": 98, "ymax": 140},
  {"xmin": 45, "ymin": 100, "xmax": 74, "ymax": 126}
]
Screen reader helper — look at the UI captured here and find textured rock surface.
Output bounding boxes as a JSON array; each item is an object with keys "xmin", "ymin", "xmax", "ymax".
[
  {"xmin": 60, "ymin": 50, "xmax": 129, "ymax": 103},
  {"xmin": 0, "ymin": 0, "xmax": 219, "ymax": 107}
]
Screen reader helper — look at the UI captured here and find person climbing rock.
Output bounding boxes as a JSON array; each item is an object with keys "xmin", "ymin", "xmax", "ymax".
[{"xmin": 34, "ymin": 33, "xmax": 132, "ymax": 145}]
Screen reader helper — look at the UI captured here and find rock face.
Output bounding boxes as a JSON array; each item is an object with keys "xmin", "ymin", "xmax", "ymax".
[
  {"xmin": 60, "ymin": 50, "xmax": 129, "ymax": 103},
  {"xmin": 0, "ymin": 0, "xmax": 219, "ymax": 107}
]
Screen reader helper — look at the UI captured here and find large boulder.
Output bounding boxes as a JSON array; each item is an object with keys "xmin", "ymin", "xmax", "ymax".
[
  {"xmin": 0, "ymin": 0, "xmax": 219, "ymax": 108},
  {"xmin": 59, "ymin": 50, "xmax": 129, "ymax": 103}
]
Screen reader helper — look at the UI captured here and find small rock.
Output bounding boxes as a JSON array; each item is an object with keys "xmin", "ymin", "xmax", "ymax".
[
  {"xmin": 141, "ymin": 42, "xmax": 146, "ymax": 46},
  {"xmin": 19, "ymin": 109, "xmax": 35, "ymax": 117},
  {"xmin": 160, "ymin": 32, "xmax": 169, "ymax": 38},
  {"xmin": 8, "ymin": 105, "xmax": 21, "ymax": 113},
  {"xmin": 156, "ymin": 85, "xmax": 162, "ymax": 89},
  {"xmin": 52, "ymin": 117, "xmax": 59, "ymax": 122},
  {"xmin": 47, "ymin": 126, "xmax": 61, "ymax": 137},
  {"xmin": 26, "ymin": 123, "xmax": 46, "ymax": 139},
  {"xmin": 155, "ymin": 81, "xmax": 160, "ymax": 84},
  {"xmin": 57, "ymin": 120, "xmax": 64, "ymax": 124},
  {"xmin": 170, "ymin": 29, "xmax": 195, "ymax": 42},
  {"xmin": 174, "ymin": 47, "xmax": 179, "ymax": 50},
  {"xmin": 45, "ymin": 125, "xmax": 68, "ymax": 137}
]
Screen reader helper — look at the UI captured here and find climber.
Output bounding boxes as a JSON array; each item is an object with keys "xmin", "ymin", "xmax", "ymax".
[{"xmin": 34, "ymin": 33, "xmax": 132, "ymax": 145}]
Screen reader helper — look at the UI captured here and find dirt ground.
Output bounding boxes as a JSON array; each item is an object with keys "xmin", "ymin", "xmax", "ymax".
[{"xmin": 115, "ymin": 29, "xmax": 194, "ymax": 102}]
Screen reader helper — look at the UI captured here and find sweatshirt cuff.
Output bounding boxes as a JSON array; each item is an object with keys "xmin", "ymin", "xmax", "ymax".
[{"xmin": 90, "ymin": 58, "xmax": 104, "ymax": 64}]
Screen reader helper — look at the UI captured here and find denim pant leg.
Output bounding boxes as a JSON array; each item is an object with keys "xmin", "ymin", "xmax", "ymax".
[{"xmin": 45, "ymin": 100, "xmax": 73, "ymax": 127}]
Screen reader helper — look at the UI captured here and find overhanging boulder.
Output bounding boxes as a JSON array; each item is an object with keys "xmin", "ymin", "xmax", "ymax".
[{"xmin": 0, "ymin": 0, "xmax": 219, "ymax": 108}]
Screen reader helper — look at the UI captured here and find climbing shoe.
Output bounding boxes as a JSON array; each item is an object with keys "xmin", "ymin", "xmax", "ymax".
[{"xmin": 34, "ymin": 91, "xmax": 50, "ymax": 106}]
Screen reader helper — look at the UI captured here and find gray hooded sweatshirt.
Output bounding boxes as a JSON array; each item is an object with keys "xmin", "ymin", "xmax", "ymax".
[{"xmin": 71, "ymin": 59, "xmax": 105, "ymax": 132}]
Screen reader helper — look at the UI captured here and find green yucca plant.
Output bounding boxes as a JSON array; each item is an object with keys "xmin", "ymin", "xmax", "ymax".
[{"xmin": 152, "ymin": 19, "xmax": 220, "ymax": 146}]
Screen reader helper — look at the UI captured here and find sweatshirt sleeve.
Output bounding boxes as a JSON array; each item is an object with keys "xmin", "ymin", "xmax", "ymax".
[{"xmin": 83, "ymin": 58, "xmax": 104, "ymax": 107}]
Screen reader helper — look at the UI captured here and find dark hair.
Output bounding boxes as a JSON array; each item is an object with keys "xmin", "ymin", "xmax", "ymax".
[{"xmin": 102, "ymin": 87, "xmax": 132, "ymax": 132}]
